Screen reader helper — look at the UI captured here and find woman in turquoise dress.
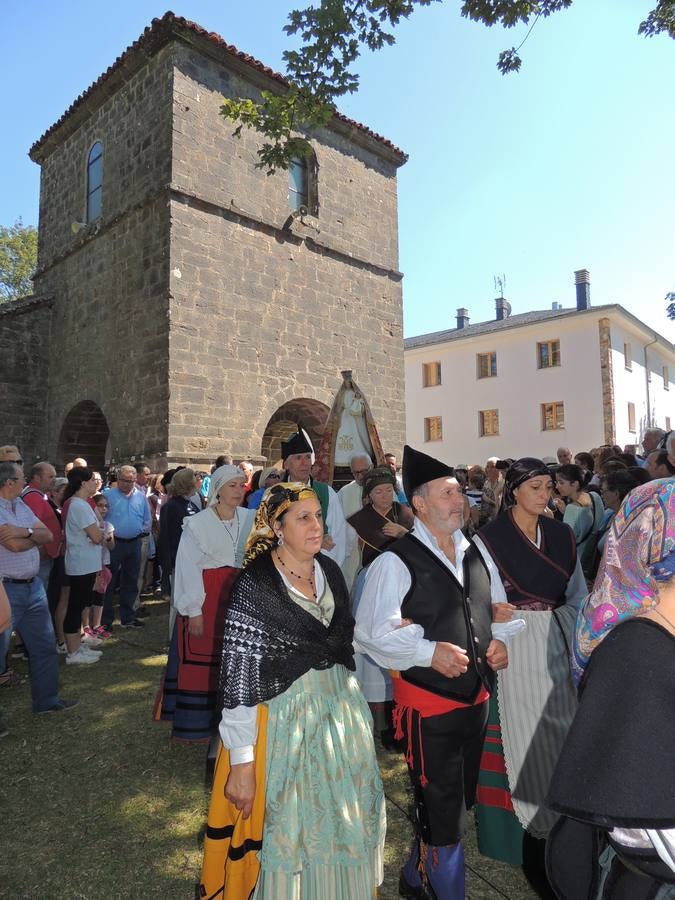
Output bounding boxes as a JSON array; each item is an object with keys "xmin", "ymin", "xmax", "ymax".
[{"xmin": 200, "ymin": 482, "xmax": 385, "ymax": 900}]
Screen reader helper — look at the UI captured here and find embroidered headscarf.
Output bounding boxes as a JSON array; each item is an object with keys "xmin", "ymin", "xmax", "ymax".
[
  {"xmin": 244, "ymin": 482, "xmax": 318, "ymax": 566},
  {"xmin": 501, "ymin": 457, "xmax": 551, "ymax": 510},
  {"xmin": 572, "ymin": 478, "xmax": 675, "ymax": 683},
  {"xmin": 206, "ymin": 464, "xmax": 244, "ymax": 507}
]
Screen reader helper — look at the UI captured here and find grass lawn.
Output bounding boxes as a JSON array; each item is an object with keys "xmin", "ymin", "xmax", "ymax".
[{"xmin": 0, "ymin": 598, "xmax": 539, "ymax": 899}]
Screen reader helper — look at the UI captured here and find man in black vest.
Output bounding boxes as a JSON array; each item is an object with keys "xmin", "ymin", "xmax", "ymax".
[{"xmin": 355, "ymin": 445, "xmax": 510, "ymax": 899}]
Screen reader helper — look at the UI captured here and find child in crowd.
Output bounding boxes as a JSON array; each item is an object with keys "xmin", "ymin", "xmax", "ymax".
[{"xmin": 83, "ymin": 493, "xmax": 115, "ymax": 640}]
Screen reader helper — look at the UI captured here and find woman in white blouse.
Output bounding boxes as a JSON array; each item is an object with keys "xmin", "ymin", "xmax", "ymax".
[{"xmin": 155, "ymin": 465, "xmax": 254, "ymax": 742}]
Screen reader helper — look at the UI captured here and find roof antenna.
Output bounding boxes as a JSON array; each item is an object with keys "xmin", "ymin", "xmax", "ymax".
[{"xmin": 494, "ymin": 274, "xmax": 506, "ymax": 299}]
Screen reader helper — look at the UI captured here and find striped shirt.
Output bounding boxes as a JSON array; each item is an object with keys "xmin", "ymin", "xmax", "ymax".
[{"xmin": 0, "ymin": 497, "xmax": 41, "ymax": 579}]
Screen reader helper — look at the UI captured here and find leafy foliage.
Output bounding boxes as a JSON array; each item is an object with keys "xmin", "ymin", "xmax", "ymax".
[
  {"xmin": 666, "ymin": 291, "xmax": 675, "ymax": 321},
  {"xmin": 220, "ymin": 0, "xmax": 674, "ymax": 170},
  {"xmin": 0, "ymin": 219, "xmax": 38, "ymax": 302}
]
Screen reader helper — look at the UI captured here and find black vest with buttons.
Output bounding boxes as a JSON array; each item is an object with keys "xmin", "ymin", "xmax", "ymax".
[{"xmin": 388, "ymin": 533, "xmax": 495, "ymax": 703}]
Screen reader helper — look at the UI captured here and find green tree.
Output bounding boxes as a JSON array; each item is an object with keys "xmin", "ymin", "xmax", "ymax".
[
  {"xmin": 0, "ymin": 219, "xmax": 38, "ymax": 302},
  {"xmin": 221, "ymin": 0, "xmax": 675, "ymax": 171},
  {"xmin": 666, "ymin": 291, "xmax": 675, "ymax": 321}
]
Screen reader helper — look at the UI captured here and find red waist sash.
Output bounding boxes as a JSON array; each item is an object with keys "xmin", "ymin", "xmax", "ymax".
[{"xmin": 392, "ymin": 674, "xmax": 489, "ymax": 786}]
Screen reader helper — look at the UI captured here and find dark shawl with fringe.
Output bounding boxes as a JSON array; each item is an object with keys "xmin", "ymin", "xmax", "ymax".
[{"xmin": 218, "ymin": 551, "xmax": 355, "ymax": 709}]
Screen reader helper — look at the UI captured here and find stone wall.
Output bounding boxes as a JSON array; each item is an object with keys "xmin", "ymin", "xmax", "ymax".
[
  {"xmin": 0, "ymin": 296, "xmax": 52, "ymax": 463},
  {"xmin": 32, "ymin": 47, "xmax": 175, "ymax": 468},
  {"xmin": 13, "ymin": 25, "xmax": 406, "ymax": 470},
  {"xmin": 166, "ymin": 44, "xmax": 406, "ymax": 463}
]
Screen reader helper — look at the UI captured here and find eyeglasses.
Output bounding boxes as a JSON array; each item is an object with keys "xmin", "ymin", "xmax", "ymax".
[{"xmin": 266, "ymin": 473, "xmax": 282, "ymax": 480}]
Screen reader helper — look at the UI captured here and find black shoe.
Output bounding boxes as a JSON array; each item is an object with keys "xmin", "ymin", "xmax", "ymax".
[
  {"xmin": 399, "ymin": 870, "xmax": 437, "ymax": 899},
  {"xmin": 36, "ymin": 699, "xmax": 80, "ymax": 714},
  {"xmin": 120, "ymin": 619, "xmax": 144, "ymax": 628}
]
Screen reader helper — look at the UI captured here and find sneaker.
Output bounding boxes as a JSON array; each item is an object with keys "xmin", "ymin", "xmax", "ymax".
[
  {"xmin": 93, "ymin": 626, "xmax": 112, "ymax": 639},
  {"xmin": 56, "ymin": 641, "xmax": 68, "ymax": 655},
  {"xmin": 36, "ymin": 699, "xmax": 80, "ymax": 714},
  {"xmin": 80, "ymin": 645, "xmax": 102, "ymax": 659},
  {"xmin": 83, "ymin": 627, "xmax": 96, "ymax": 638},
  {"xmin": 120, "ymin": 619, "xmax": 144, "ymax": 628},
  {"xmin": 81, "ymin": 634, "xmax": 103, "ymax": 649},
  {"xmin": 66, "ymin": 646, "xmax": 100, "ymax": 665}
]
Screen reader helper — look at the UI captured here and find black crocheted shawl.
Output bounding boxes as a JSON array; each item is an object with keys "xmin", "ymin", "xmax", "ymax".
[{"xmin": 218, "ymin": 551, "xmax": 355, "ymax": 709}]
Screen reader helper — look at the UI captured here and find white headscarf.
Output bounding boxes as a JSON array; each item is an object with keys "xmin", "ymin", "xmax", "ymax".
[{"xmin": 207, "ymin": 464, "xmax": 244, "ymax": 507}]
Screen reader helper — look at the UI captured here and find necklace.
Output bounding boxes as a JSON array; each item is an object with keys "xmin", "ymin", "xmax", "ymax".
[
  {"xmin": 275, "ymin": 551, "xmax": 317, "ymax": 601},
  {"xmin": 214, "ymin": 506, "xmax": 240, "ymax": 559},
  {"xmin": 651, "ymin": 606, "xmax": 675, "ymax": 632}
]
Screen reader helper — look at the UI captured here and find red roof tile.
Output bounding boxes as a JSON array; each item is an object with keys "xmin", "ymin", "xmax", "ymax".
[{"xmin": 29, "ymin": 10, "xmax": 407, "ymax": 164}]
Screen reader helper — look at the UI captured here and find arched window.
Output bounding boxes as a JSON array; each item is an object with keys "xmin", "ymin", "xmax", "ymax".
[
  {"xmin": 288, "ymin": 150, "xmax": 318, "ymax": 215},
  {"xmin": 86, "ymin": 142, "xmax": 103, "ymax": 222}
]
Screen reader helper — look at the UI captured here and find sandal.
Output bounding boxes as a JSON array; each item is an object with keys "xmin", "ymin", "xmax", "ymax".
[{"xmin": 0, "ymin": 668, "xmax": 20, "ymax": 688}]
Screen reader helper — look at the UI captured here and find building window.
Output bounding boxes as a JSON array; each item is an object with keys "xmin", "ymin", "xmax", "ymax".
[
  {"xmin": 624, "ymin": 342, "xmax": 632, "ymax": 370},
  {"xmin": 537, "ymin": 339, "xmax": 561, "ymax": 369},
  {"xmin": 664, "ymin": 366, "xmax": 670, "ymax": 390},
  {"xmin": 424, "ymin": 416, "xmax": 443, "ymax": 442},
  {"xmin": 476, "ymin": 352, "xmax": 497, "ymax": 379},
  {"xmin": 422, "ymin": 362, "xmax": 442, "ymax": 387},
  {"xmin": 627, "ymin": 402, "xmax": 636, "ymax": 433},
  {"xmin": 86, "ymin": 141, "xmax": 103, "ymax": 223},
  {"xmin": 541, "ymin": 401, "xmax": 565, "ymax": 431},
  {"xmin": 288, "ymin": 150, "xmax": 318, "ymax": 214},
  {"xmin": 479, "ymin": 409, "xmax": 499, "ymax": 437}
]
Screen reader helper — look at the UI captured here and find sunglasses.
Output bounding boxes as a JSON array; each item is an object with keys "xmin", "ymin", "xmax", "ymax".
[{"xmin": 266, "ymin": 473, "xmax": 282, "ymax": 480}]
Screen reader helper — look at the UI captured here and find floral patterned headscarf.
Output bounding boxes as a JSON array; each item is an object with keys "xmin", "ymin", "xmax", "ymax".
[
  {"xmin": 243, "ymin": 482, "xmax": 318, "ymax": 566},
  {"xmin": 572, "ymin": 478, "xmax": 675, "ymax": 683}
]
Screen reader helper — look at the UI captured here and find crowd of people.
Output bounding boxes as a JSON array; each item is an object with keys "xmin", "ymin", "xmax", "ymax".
[{"xmin": 0, "ymin": 427, "xmax": 673, "ymax": 899}]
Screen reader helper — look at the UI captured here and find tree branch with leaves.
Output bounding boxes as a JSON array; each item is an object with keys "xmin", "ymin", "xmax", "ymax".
[
  {"xmin": 0, "ymin": 219, "xmax": 37, "ymax": 303},
  {"xmin": 220, "ymin": 0, "xmax": 674, "ymax": 171}
]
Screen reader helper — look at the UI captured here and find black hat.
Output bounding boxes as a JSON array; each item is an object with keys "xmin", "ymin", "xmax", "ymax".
[
  {"xmin": 281, "ymin": 429, "xmax": 313, "ymax": 462},
  {"xmin": 402, "ymin": 445, "xmax": 455, "ymax": 500},
  {"xmin": 160, "ymin": 468, "xmax": 177, "ymax": 488}
]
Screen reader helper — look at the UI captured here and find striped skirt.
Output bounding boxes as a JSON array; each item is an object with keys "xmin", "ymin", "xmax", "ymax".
[
  {"xmin": 154, "ymin": 565, "xmax": 238, "ymax": 742},
  {"xmin": 474, "ymin": 687, "xmax": 525, "ymax": 864}
]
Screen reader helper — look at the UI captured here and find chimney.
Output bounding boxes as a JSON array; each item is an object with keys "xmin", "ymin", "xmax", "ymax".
[
  {"xmin": 574, "ymin": 269, "xmax": 591, "ymax": 310},
  {"xmin": 456, "ymin": 307, "xmax": 470, "ymax": 329},
  {"xmin": 495, "ymin": 297, "xmax": 511, "ymax": 321}
]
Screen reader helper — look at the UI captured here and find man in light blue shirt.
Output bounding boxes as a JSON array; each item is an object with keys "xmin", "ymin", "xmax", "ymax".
[{"xmin": 102, "ymin": 465, "xmax": 151, "ymax": 629}]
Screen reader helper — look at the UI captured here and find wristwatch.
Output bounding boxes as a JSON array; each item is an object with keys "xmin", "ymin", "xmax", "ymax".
[{"xmin": 26, "ymin": 528, "xmax": 34, "ymax": 539}]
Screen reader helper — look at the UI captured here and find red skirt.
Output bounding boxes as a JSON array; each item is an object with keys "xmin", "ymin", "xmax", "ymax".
[{"xmin": 155, "ymin": 565, "xmax": 239, "ymax": 742}]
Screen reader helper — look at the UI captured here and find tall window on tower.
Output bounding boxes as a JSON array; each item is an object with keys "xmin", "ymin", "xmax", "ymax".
[
  {"xmin": 288, "ymin": 150, "xmax": 318, "ymax": 214},
  {"xmin": 86, "ymin": 141, "xmax": 103, "ymax": 223}
]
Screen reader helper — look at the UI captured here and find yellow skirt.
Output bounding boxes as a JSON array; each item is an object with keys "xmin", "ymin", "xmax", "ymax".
[{"xmin": 199, "ymin": 706, "xmax": 268, "ymax": 900}]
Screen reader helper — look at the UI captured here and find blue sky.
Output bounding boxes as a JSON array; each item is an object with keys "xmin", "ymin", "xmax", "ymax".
[{"xmin": 2, "ymin": 0, "xmax": 673, "ymax": 338}]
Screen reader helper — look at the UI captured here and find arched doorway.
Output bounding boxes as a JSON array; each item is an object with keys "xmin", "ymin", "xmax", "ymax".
[
  {"xmin": 261, "ymin": 398, "xmax": 330, "ymax": 463},
  {"xmin": 57, "ymin": 401, "xmax": 110, "ymax": 472}
]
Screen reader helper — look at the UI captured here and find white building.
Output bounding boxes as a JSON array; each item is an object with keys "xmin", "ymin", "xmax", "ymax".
[{"xmin": 404, "ymin": 271, "xmax": 674, "ymax": 465}]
